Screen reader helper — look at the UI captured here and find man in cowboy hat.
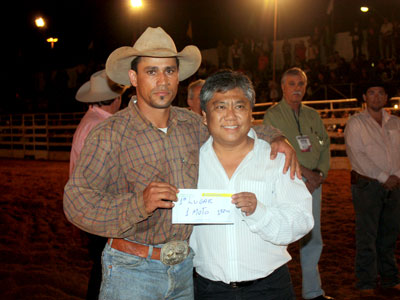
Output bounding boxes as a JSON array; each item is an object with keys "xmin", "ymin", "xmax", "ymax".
[
  {"xmin": 345, "ymin": 82, "xmax": 400, "ymax": 297},
  {"xmin": 70, "ymin": 69, "xmax": 124, "ymax": 300},
  {"xmin": 64, "ymin": 27, "xmax": 300, "ymax": 300},
  {"xmin": 70, "ymin": 69, "xmax": 124, "ymax": 176}
]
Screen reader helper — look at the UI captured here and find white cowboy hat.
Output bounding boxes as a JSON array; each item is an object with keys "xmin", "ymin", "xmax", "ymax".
[
  {"xmin": 75, "ymin": 69, "xmax": 122, "ymax": 103},
  {"xmin": 106, "ymin": 27, "xmax": 201, "ymax": 85}
]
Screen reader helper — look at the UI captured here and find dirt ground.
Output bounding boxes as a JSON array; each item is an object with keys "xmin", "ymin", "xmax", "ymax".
[{"xmin": 0, "ymin": 159, "xmax": 399, "ymax": 299}]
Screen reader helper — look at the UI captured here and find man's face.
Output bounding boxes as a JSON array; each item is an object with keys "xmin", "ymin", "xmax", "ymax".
[
  {"xmin": 128, "ymin": 57, "xmax": 179, "ymax": 110},
  {"xmin": 188, "ymin": 85, "xmax": 202, "ymax": 115},
  {"xmin": 363, "ymin": 86, "xmax": 387, "ymax": 112},
  {"xmin": 203, "ymin": 87, "xmax": 253, "ymax": 147},
  {"xmin": 281, "ymin": 74, "xmax": 306, "ymax": 109}
]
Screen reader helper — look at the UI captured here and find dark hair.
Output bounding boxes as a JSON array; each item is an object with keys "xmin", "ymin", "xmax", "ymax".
[
  {"xmin": 130, "ymin": 56, "xmax": 180, "ymax": 72},
  {"xmin": 91, "ymin": 98, "xmax": 119, "ymax": 107},
  {"xmin": 200, "ymin": 69, "xmax": 255, "ymax": 112}
]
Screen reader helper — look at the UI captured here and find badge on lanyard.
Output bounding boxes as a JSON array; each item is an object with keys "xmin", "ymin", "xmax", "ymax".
[{"xmin": 296, "ymin": 135, "xmax": 312, "ymax": 152}]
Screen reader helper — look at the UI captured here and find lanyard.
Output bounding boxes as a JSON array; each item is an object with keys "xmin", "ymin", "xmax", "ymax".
[{"xmin": 293, "ymin": 110, "xmax": 302, "ymax": 135}]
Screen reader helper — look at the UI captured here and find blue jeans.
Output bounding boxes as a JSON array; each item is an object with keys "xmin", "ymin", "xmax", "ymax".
[
  {"xmin": 194, "ymin": 264, "xmax": 295, "ymax": 300},
  {"xmin": 300, "ymin": 185, "xmax": 324, "ymax": 299},
  {"xmin": 352, "ymin": 178, "xmax": 400, "ymax": 290},
  {"xmin": 99, "ymin": 242, "xmax": 195, "ymax": 300}
]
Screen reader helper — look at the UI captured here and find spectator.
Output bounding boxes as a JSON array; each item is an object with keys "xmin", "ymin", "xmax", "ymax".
[
  {"xmin": 380, "ymin": 17, "xmax": 394, "ymax": 59},
  {"xmin": 231, "ymin": 38, "xmax": 242, "ymax": 70},
  {"xmin": 187, "ymin": 79, "xmax": 205, "ymax": 115},
  {"xmin": 264, "ymin": 67, "xmax": 333, "ymax": 300},
  {"xmin": 345, "ymin": 82, "xmax": 400, "ymax": 298},
  {"xmin": 351, "ymin": 21, "xmax": 364, "ymax": 58},
  {"xmin": 282, "ymin": 38, "xmax": 292, "ymax": 70}
]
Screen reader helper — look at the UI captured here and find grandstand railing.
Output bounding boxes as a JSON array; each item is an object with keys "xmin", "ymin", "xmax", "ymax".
[{"xmin": 1, "ymin": 98, "xmax": 399, "ymax": 169}]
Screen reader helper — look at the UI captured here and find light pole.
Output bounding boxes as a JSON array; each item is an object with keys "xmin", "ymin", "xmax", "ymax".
[{"xmin": 46, "ymin": 37, "xmax": 58, "ymax": 49}]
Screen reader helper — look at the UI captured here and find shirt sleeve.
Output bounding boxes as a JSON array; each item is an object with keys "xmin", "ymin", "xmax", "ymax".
[
  {"xmin": 241, "ymin": 155, "xmax": 314, "ymax": 245},
  {"xmin": 344, "ymin": 117, "xmax": 389, "ymax": 183},
  {"xmin": 63, "ymin": 125, "xmax": 150, "ymax": 238},
  {"xmin": 252, "ymin": 124, "xmax": 284, "ymax": 143}
]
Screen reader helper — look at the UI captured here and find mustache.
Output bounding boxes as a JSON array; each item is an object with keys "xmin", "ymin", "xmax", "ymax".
[
  {"xmin": 153, "ymin": 84, "xmax": 170, "ymax": 91},
  {"xmin": 292, "ymin": 91, "xmax": 303, "ymax": 95}
]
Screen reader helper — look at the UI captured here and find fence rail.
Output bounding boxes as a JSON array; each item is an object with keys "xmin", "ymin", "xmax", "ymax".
[{"xmin": 1, "ymin": 98, "xmax": 399, "ymax": 169}]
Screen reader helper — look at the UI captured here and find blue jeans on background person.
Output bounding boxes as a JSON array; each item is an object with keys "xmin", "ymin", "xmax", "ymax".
[
  {"xmin": 300, "ymin": 185, "xmax": 324, "ymax": 299},
  {"xmin": 99, "ymin": 242, "xmax": 195, "ymax": 300},
  {"xmin": 194, "ymin": 264, "xmax": 295, "ymax": 300},
  {"xmin": 352, "ymin": 178, "xmax": 400, "ymax": 290}
]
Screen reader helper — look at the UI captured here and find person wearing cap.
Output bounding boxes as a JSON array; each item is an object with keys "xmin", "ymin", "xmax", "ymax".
[
  {"xmin": 344, "ymin": 83, "xmax": 400, "ymax": 297},
  {"xmin": 64, "ymin": 27, "xmax": 300, "ymax": 300},
  {"xmin": 186, "ymin": 79, "xmax": 204, "ymax": 115},
  {"xmin": 70, "ymin": 69, "xmax": 123, "ymax": 176},
  {"xmin": 70, "ymin": 69, "xmax": 124, "ymax": 300}
]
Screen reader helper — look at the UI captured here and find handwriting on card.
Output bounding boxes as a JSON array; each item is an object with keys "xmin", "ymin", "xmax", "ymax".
[{"xmin": 172, "ymin": 189, "xmax": 235, "ymax": 224}]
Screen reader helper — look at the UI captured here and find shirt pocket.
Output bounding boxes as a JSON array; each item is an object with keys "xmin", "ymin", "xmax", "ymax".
[{"xmin": 127, "ymin": 160, "xmax": 167, "ymax": 191}]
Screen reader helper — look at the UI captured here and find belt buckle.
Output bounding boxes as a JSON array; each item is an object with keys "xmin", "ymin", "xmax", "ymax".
[{"xmin": 160, "ymin": 241, "xmax": 189, "ymax": 266}]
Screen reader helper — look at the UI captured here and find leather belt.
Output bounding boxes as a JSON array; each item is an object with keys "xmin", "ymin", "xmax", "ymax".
[
  {"xmin": 194, "ymin": 271, "xmax": 265, "ymax": 289},
  {"xmin": 350, "ymin": 170, "xmax": 376, "ymax": 185},
  {"xmin": 108, "ymin": 238, "xmax": 161, "ymax": 260}
]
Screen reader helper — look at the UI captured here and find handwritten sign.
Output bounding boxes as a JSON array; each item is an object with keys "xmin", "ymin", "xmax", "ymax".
[{"xmin": 172, "ymin": 189, "xmax": 235, "ymax": 224}]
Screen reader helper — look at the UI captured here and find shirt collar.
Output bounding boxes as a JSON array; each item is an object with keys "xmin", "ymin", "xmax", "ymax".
[
  {"xmin": 89, "ymin": 105, "xmax": 112, "ymax": 118},
  {"xmin": 281, "ymin": 97, "xmax": 303, "ymax": 113},
  {"xmin": 362, "ymin": 108, "xmax": 391, "ymax": 125},
  {"xmin": 128, "ymin": 96, "xmax": 189, "ymax": 132}
]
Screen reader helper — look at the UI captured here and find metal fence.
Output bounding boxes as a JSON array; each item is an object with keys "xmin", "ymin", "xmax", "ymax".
[{"xmin": 1, "ymin": 98, "xmax": 399, "ymax": 169}]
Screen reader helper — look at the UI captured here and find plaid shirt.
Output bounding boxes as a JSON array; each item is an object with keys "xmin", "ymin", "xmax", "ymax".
[{"xmin": 64, "ymin": 99, "xmax": 282, "ymax": 245}]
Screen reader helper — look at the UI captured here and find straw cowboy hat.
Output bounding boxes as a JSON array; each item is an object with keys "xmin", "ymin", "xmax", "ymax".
[
  {"xmin": 76, "ymin": 69, "xmax": 123, "ymax": 103},
  {"xmin": 106, "ymin": 27, "xmax": 202, "ymax": 85}
]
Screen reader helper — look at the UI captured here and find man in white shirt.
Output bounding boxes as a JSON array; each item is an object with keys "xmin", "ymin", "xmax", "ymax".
[
  {"xmin": 344, "ymin": 82, "xmax": 400, "ymax": 297},
  {"xmin": 190, "ymin": 70, "xmax": 314, "ymax": 300}
]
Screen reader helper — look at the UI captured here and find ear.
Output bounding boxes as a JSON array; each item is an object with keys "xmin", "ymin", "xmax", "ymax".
[
  {"xmin": 201, "ymin": 111, "xmax": 207, "ymax": 126},
  {"xmin": 128, "ymin": 70, "xmax": 138, "ymax": 87},
  {"xmin": 362, "ymin": 94, "xmax": 366, "ymax": 102}
]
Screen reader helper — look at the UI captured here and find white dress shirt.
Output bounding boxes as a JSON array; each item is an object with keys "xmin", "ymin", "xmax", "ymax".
[
  {"xmin": 190, "ymin": 129, "xmax": 314, "ymax": 284},
  {"xmin": 344, "ymin": 109, "xmax": 400, "ymax": 183}
]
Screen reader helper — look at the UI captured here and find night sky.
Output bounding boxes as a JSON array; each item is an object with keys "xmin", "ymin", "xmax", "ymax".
[{"xmin": 18, "ymin": 0, "xmax": 400, "ymax": 71}]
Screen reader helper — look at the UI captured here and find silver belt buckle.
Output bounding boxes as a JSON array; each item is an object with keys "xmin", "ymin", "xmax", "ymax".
[{"xmin": 160, "ymin": 241, "xmax": 189, "ymax": 266}]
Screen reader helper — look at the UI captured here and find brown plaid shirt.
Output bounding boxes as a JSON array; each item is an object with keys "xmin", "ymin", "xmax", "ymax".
[{"xmin": 64, "ymin": 100, "xmax": 282, "ymax": 245}]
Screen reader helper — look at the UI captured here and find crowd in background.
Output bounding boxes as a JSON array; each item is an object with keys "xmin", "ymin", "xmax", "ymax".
[{"xmin": 12, "ymin": 15, "xmax": 400, "ymax": 114}]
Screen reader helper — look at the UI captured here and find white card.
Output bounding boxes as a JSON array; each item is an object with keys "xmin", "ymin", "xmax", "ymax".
[{"xmin": 172, "ymin": 189, "xmax": 235, "ymax": 224}]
